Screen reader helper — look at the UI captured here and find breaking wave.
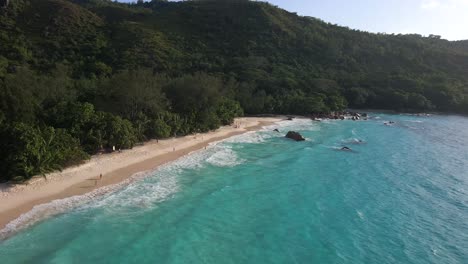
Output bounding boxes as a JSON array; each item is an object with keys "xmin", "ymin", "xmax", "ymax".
[
  {"xmin": 0, "ymin": 135, "xmax": 252, "ymax": 239},
  {"xmin": 206, "ymin": 146, "xmax": 245, "ymax": 167}
]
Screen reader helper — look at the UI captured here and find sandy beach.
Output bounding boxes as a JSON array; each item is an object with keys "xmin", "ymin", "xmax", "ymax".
[{"xmin": 0, "ymin": 117, "xmax": 282, "ymax": 232}]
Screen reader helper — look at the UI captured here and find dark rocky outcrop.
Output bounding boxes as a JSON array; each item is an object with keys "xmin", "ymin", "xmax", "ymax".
[{"xmin": 285, "ymin": 131, "xmax": 305, "ymax": 141}]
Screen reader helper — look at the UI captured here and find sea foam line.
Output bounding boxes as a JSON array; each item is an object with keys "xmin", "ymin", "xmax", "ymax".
[
  {"xmin": 0, "ymin": 148, "xmax": 204, "ymax": 240},
  {"xmin": 0, "ymin": 170, "xmax": 153, "ymax": 240},
  {"xmin": 0, "ymin": 143, "xmax": 225, "ymax": 240},
  {"xmin": 0, "ymin": 129, "xmax": 262, "ymax": 240}
]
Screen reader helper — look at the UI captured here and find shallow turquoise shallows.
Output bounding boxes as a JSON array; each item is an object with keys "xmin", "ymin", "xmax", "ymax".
[{"xmin": 1, "ymin": 113, "xmax": 467, "ymax": 264}]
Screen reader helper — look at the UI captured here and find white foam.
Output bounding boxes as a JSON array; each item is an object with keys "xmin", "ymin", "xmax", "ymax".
[
  {"xmin": 0, "ymin": 172, "xmax": 147, "ymax": 240},
  {"xmin": 91, "ymin": 171, "xmax": 179, "ymax": 211},
  {"xmin": 206, "ymin": 146, "xmax": 245, "ymax": 167},
  {"xmin": 0, "ymin": 137, "xmax": 253, "ymax": 239},
  {"xmin": 403, "ymin": 120, "xmax": 424, "ymax": 123},
  {"xmin": 266, "ymin": 118, "xmax": 319, "ymax": 133},
  {"xmin": 0, "ymin": 151, "xmax": 207, "ymax": 239},
  {"xmin": 1, "ymin": 161, "xmax": 188, "ymax": 239},
  {"xmin": 341, "ymin": 138, "xmax": 366, "ymax": 144},
  {"xmin": 320, "ymin": 119, "xmax": 340, "ymax": 125},
  {"xmin": 222, "ymin": 131, "xmax": 273, "ymax": 144},
  {"xmin": 357, "ymin": 210, "xmax": 365, "ymax": 220},
  {"xmin": 89, "ymin": 146, "xmax": 238, "ymax": 211}
]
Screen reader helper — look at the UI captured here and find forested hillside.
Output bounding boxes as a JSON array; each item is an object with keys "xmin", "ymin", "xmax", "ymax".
[{"xmin": 1, "ymin": 0, "xmax": 468, "ymax": 182}]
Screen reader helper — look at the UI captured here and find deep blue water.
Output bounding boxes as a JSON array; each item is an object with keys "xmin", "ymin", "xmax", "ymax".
[{"xmin": 0, "ymin": 113, "xmax": 467, "ymax": 263}]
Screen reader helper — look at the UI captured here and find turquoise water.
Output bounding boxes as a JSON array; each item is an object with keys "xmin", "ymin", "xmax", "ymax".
[{"xmin": 1, "ymin": 113, "xmax": 467, "ymax": 263}]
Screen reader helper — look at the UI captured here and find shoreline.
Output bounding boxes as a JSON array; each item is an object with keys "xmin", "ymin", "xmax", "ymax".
[
  {"xmin": 349, "ymin": 108, "xmax": 468, "ymax": 117},
  {"xmin": 0, "ymin": 117, "xmax": 283, "ymax": 233}
]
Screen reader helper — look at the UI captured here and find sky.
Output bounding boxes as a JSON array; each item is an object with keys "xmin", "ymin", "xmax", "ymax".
[{"xmin": 118, "ymin": 0, "xmax": 468, "ymax": 40}]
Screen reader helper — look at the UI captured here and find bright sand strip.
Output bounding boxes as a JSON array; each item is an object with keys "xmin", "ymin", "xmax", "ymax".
[{"xmin": 0, "ymin": 117, "xmax": 282, "ymax": 231}]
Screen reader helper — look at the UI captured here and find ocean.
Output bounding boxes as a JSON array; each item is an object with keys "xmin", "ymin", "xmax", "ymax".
[{"xmin": 0, "ymin": 113, "xmax": 467, "ymax": 264}]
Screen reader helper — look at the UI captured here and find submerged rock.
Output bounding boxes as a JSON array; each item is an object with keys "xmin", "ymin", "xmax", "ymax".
[{"xmin": 285, "ymin": 131, "xmax": 305, "ymax": 141}]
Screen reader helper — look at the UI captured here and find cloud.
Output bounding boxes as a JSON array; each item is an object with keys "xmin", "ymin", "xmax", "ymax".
[
  {"xmin": 421, "ymin": 0, "xmax": 468, "ymax": 9},
  {"xmin": 421, "ymin": 0, "xmax": 440, "ymax": 9}
]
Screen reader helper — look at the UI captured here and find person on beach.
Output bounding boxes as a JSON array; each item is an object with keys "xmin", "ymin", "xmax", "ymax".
[
  {"xmin": 173, "ymin": 147, "xmax": 175, "ymax": 152},
  {"xmin": 100, "ymin": 173, "xmax": 103, "ymax": 180}
]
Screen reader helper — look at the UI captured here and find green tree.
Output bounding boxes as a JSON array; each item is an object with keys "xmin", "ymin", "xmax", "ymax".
[
  {"xmin": 101, "ymin": 113, "xmax": 137, "ymax": 150},
  {"xmin": 99, "ymin": 70, "xmax": 168, "ymax": 120},
  {"xmin": 147, "ymin": 119, "xmax": 171, "ymax": 139},
  {"xmin": 0, "ymin": 123, "xmax": 88, "ymax": 182},
  {"xmin": 217, "ymin": 97, "xmax": 243, "ymax": 125}
]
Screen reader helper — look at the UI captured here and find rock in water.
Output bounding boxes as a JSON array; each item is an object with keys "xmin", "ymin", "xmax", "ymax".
[{"xmin": 285, "ymin": 131, "xmax": 305, "ymax": 141}]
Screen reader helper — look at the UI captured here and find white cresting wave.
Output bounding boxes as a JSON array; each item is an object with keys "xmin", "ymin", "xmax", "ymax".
[
  {"xmin": 78, "ymin": 143, "xmax": 246, "ymax": 212},
  {"xmin": 90, "ymin": 170, "xmax": 180, "ymax": 212},
  {"xmin": 0, "ymin": 147, "xmax": 220, "ymax": 240},
  {"xmin": 222, "ymin": 131, "xmax": 273, "ymax": 144},
  {"xmin": 0, "ymin": 171, "xmax": 148, "ymax": 240},
  {"xmin": 268, "ymin": 118, "xmax": 320, "ymax": 132},
  {"xmin": 0, "ymin": 161, "xmax": 193, "ymax": 240},
  {"xmin": 341, "ymin": 138, "xmax": 366, "ymax": 145},
  {"xmin": 206, "ymin": 145, "xmax": 245, "ymax": 167}
]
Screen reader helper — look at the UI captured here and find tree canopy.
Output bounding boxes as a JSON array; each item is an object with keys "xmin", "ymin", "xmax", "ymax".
[{"xmin": 1, "ymin": 0, "xmax": 467, "ymax": 182}]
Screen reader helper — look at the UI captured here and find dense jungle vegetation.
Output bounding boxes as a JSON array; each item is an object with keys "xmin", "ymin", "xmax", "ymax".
[{"xmin": 1, "ymin": 0, "xmax": 468, "ymax": 182}]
